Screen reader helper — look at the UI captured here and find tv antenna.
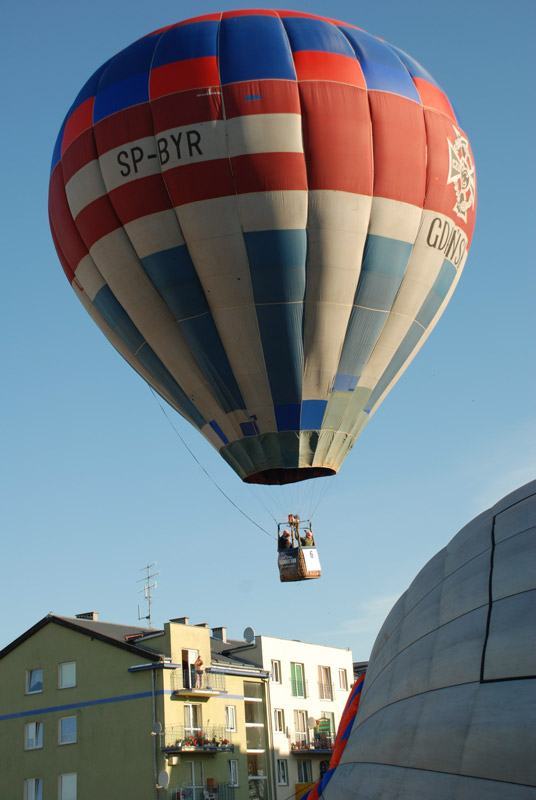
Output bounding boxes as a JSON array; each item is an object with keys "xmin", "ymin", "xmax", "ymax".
[{"xmin": 137, "ymin": 562, "xmax": 159, "ymax": 628}]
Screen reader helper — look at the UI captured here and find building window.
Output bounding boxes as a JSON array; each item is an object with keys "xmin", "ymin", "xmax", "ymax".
[
  {"xmin": 59, "ymin": 661, "xmax": 76, "ymax": 689},
  {"xmin": 298, "ymin": 760, "xmax": 313, "ymax": 782},
  {"xmin": 294, "ymin": 709, "xmax": 308, "ymax": 746},
  {"xmin": 59, "ymin": 773, "xmax": 77, "ymax": 800},
  {"xmin": 274, "ymin": 708, "xmax": 285, "ymax": 732},
  {"xmin": 25, "ymin": 722, "xmax": 43, "ymax": 750},
  {"xmin": 184, "ymin": 703, "xmax": 201, "ymax": 736},
  {"xmin": 24, "ymin": 778, "xmax": 43, "ymax": 800},
  {"xmin": 318, "ymin": 666, "xmax": 333, "ymax": 700},
  {"xmin": 225, "ymin": 705, "xmax": 236, "ymax": 731},
  {"xmin": 338, "ymin": 668, "xmax": 348, "ymax": 690},
  {"xmin": 277, "ymin": 759, "xmax": 288, "ymax": 785},
  {"xmin": 59, "ymin": 716, "xmax": 77, "ymax": 745},
  {"xmin": 228, "ymin": 759, "xmax": 239, "ymax": 787},
  {"xmin": 26, "ymin": 668, "xmax": 43, "ymax": 695},
  {"xmin": 290, "ymin": 662, "xmax": 306, "ymax": 697},
  {"xmin": 271, "ymin": 659, "xmax": 281, "ymax": 683}
]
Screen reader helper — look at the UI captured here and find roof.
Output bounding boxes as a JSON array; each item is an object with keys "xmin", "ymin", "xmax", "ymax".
[{"xmin": 0, "ymin": 614, "xmax": 164, "ymax": 662}]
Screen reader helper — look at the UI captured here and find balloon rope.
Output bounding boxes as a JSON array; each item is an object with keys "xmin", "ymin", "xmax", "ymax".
[{"xmin": 149, "ymin": 389, "xmax": 275, "ymax": 540}]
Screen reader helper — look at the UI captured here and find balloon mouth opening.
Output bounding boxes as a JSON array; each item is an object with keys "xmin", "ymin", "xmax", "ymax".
[{"xmin": 244, "ymin": 467, "xmax": 336, "ymax": 486}]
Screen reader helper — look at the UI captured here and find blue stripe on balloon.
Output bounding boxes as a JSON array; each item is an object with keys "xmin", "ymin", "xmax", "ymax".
[
  {"xmin": 334, "ymin": 235, "xmax": 411, "ymax": 390},
  {"xmin": 93, "ymin": 37, "xmax": 159, "ymax": 122},
  {"xmin": 244, "ymin": 230, "xmax": 307, "ymax": 304},
  {"xmin": 275, "ymin": 404, "xmax": 301, "ymax": 431},
  {"xmin": 142, "ymin": 246, "xmax": 207, "ymax": 320},
  {"xmin": 301, "ymin": 399, "xmax": 327, "ymax": 430},
  {"xmin": 152, "ymin": 21, "xmax": 219, "ymax": 67},
  {"xmin": 93, "ymin": 74, "xmax": 150, "ymax": 122},
  {"xmin": 219, "ymin": 14, "xmax": 297, "ymax": 84},
  {"xmin": 209, "ymin": 419, "xmax": 229, "ymax": 445},
  {"xmin": 282, "ymin": 16, "xmax": 355, "ymax": 56},
  {"xmin": 245, "ymin": 229, "xmax": 306, "ymax": 416},
  {"xmin": 390, "ymin": 45, "xmax": 441, "ymax": 88},
  {"xmin": 339, "ymin": 27, "xmax": 420, "ymax": 101},
  {"xmin": 416, "ymin": 260, "xmax": 456, "ymax": 328},
  {"xmin": 142, "ymin": 247, "xmax": 246, "ymax": 414},
  {"xmin": 51, "ymin": 122, "xmax": 66, "ymax": 173},
  {"xmin": 365, "ymin": 259, "xmax": 457, "ymax": 412},
  {"xmin": 93, "ymin": 286, "xmax": 206, "ymax": 429}
]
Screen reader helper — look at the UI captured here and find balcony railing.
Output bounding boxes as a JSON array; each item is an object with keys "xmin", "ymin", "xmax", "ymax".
[
  {"xmin": 290, "ymin": 678, "xmax": 308, "ymax": 698},
  {"xmin": 171, "ymin": 669, "xmax": 226, "ymax": 694},
  {"xmin": 318, "ymin": 681, "xmax": 334, "ymax": 701},
  {"xmin": 291, "ymin": 733, "xmax": 335, "ymax": 753},
  {"xmin": 169, "ymin": 783, "xmax": 235, "ymax": 800},
  {"xmin": 161, "ymin": 725, "xmax": 233, "ymax": 753}
]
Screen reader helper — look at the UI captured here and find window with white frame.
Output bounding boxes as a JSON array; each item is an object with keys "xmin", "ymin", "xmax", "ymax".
[
  {"xmin": 277, "ymin": 759, "xmax": 289, "ymax": 785},
  {"xmin": 26, "ymin": 668, "xmax": 43, "ymax": 694},
  {"xmin": 59, "ymin": 661, "xmax": 76, "ymax": 689},
  {"xmin": 59, "ymin": 716, "xmax": 77, "ymax": 745},
  {"xmin": 184, "ymin": 703, "xmax": 202, "ymax": 736},
  {"xmin": 228, "ymin": 759, "xmax": 239, "ymax": 786},
  {"xmin": 298, "ymin": 760, "xmax": 312, "ymax": 782},
  {"xmin": 59, "ymin": 773, "xmax": 77, "ymax": 800},
  {"xmin": 338, "ymin": 668, "xmax": 348, "ymax": 690},
  {"xmin": 225, "ymin": 705, "xmax": 236, "ymax": 731},
  {"xmin": 24, "ymin": 778, "xmax": 43, "ymax": 800},
  {"xmin": 25, "ymin": 722, "xmax": 43, "ymax": 750},
  {"xmin": 318, "ymin": 665, "xmax": 333, "ymax": 700},
  {"xmin": 294, "ymin": 709, "xmax": 307, "ymax": 746},
  {"xmin": 271, "ymin": 659, "xmax": 281, "ymax": 683},
  {"xmin": 274, "ymin": 708, "xmax": 285, "ymax": 732}
]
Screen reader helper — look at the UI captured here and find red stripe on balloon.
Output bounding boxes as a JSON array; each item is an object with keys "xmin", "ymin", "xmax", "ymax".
[
  {"xmin": 150, "ymin": 57, "xmax": 221, "ymax": 99},
  {"xmin": 164, "ymin": 159, "xmax": 236, "ymax": 206},
  {"xmin": 369, "ymin": 91, "xmax": 427, "ymax": 206},
  {"xmin": 151, "ymin": 88, "xmax": 223, "ymax": 131},
  {"xmin": 62, "ymin": 97, "xmax": 95, "ymax": 155},
  {"xmin": 300, "ymin": 81, "xmax": 372, "ymax": 194},
  {"xmin": 293, "ymin": 51, "xmax": 366, "ymax": 88},
  {"xmin": 414, "ymin": 78, "xmax": 456, "ymax": 121},
  {"xmin": 231, "ymin": 152, "xmax": 308, "ymax": 193},
  {"xmin": 94, "ymin": 104, "xmax": 155, "ymax": 155},
  {"xmin": 49, "ymin": 167, "xmax": 88, "ymax": 272},
  {"xmin": 222, "ymin": 79, "xmax": 300, "ymax": 119},
  {"xmin": 61, "ymin": 128, "xmax": 97, "ymax": 184}
]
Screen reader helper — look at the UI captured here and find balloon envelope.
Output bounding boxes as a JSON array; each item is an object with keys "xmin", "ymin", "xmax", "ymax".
[{"xmin": 49, "ymin": 10, "xmax": 476, "ymax": 485}]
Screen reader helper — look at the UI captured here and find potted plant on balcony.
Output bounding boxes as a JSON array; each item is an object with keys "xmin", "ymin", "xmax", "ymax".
[{"xmin": 220, "ymin": 738, "xmax": 229, "ymax": 748}]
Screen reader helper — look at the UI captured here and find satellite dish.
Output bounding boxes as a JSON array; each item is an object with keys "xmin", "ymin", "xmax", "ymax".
[
  {"xmin": 243, "ymin": 626, "xmax": 255, "ymax": 643},
  {"xmin": 307, "ymin": 717, "xmax": 317, "ymax": 729},
  {"xmin": 152, "ymin": 721, "xmax": 162, "ymax": 735},
  {"xmin": 158, "ymin": 771, "xmax": 170, "ymax": 789}
]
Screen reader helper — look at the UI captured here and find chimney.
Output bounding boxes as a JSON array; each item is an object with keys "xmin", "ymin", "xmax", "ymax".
[
  {"xmin": 195, "ymin": 622, "xmax": 209, "ymax": 628},
  {"xmin": 170, "ymin": 617, "xmax": 189, "ymax": 625},
  {"xmin": 212, "ymin": 626, "xmax": 227, "ymax": 642},
  {"xmin": 76, "ymin": 612, "xmax": 99, "ymax": 621}
]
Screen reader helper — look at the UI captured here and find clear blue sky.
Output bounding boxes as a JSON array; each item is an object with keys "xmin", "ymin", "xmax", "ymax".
[{"xmin": 2, "ymin": 0, "xmax": 534, "ymax": 660}]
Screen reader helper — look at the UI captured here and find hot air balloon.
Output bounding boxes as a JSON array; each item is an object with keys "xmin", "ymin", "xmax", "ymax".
[{"xmin": 49, "ymin": 10, "xmax": 476, "ymax": 497}]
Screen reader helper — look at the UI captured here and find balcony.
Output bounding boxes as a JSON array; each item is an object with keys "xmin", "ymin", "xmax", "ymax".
[
  {"xmin": 169, "ymin": 782, "xmax": 235, "ymax": 799},
  {"xmin": 290, "ymin": 733, "xmax": 335, "ymax": 755},
  {"xmin": 171, "ymin": 669, "xmax": 226, "ymax": 696},
  {"xmin": 318, "ymin": 681, "xmax": 335, "ymax": 701},
  {"xmin": 161, "ymin": 725, "xmax": 234, "ymax": 754},
  {"xmin": 290, "ymin": 678, "xmax": 309, "ymax": 699}
]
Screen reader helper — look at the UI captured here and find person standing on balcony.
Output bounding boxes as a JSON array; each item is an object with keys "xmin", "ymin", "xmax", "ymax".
[{"xmin": 194, "ymin": 655, "xmax": 204, "ymax": 689}]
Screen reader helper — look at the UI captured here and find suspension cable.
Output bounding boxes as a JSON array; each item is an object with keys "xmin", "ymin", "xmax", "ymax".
[{"xmin": 149, "ymin": 388, "xmax": 275, "ymax": 540}]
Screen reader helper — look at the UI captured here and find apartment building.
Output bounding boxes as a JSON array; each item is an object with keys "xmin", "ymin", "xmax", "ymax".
[
  {"xmin": 223, "ymin": 635, "xmax": 354, "ymax": 800},
  {"xmin": 0, "ymin": 615, "xmax": 353, "ymax": 800}
]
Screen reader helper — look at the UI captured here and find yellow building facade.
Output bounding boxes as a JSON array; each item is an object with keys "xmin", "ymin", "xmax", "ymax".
[{"xmin": 0, "ymin": 614, "xmax": 272, "ymax": 800}]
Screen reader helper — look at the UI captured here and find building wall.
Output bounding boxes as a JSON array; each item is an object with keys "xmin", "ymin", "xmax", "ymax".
[
  {"xmin": 239, "ymin": 636, "xmax": 354, "ymax": 800},
  {"xmin": 0, "ymin": 622, "xmax": 157, "ymax": 799}
]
